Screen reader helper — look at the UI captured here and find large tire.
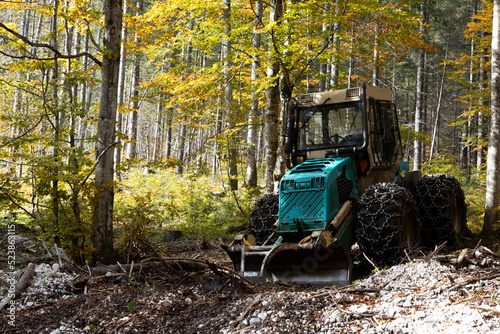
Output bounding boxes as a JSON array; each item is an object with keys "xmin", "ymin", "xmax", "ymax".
[
  {"xmin": 248, "ymin": 193, "xmax": 279, "ymax": 245},
  {"xmin": 415, "ymin": 174, "xmax": 467, "ymax": 248},
  {"xmin": 356, "ymin": 183, "xmax": 420, "ymax": 266}
]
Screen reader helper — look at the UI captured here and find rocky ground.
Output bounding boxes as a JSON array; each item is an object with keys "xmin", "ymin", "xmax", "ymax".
[{"xmin": 1, "ymin": 233, "xmax": 500, "ymax": 333}]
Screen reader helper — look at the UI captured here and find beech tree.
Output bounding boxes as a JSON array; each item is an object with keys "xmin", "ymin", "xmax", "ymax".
[
  {"xmin": 91, "ymin": 0, "xmax": 122, "ymax": 264},
  {"xmin": 483, "ymin": 0, "xmax": 500, "ymax": 235}
]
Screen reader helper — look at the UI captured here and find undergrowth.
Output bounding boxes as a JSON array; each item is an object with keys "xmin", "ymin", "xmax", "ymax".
[{"xmin": 114, "ymin": 168, "xmax": 261, "ymax": 252}]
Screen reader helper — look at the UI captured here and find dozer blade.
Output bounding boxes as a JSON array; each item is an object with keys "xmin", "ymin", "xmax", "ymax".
[
  {"xmin": 223, "ymin": 243, "xmax": 274, "ymax": 284},
  {"xmin": 223, "ymin": 237, "xmax": 352, "ymax": 288},
  {"xmin": 262, "ymin": 241, "xmax": 352, "ymax": 287}
]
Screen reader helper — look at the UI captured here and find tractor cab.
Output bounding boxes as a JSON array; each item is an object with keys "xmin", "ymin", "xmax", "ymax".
[{"xmin": 285, "ymin": 84, "xmax": 404, "ymax": 192}]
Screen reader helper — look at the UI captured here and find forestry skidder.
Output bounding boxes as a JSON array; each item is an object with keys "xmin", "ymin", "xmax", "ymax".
[{"xmin": 224, "ymin": 83, "xmax": 467, "ymax": 287}]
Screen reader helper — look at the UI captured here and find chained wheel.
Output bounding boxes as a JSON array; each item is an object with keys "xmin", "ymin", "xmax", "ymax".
[
  {"xmin": 415, "ymin": 174, "xmax": 467, "ymax": 248},
  {"xmin": 356, "ymin": 183, "xmax": 419, "ymax": 266},
  {"xmin": 248, "ymin": 193, "xmax": 279, "ymax": 245}
]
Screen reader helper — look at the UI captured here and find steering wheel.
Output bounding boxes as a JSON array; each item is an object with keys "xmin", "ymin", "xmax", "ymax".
[{"xmin": 328, "ymin": 134, "xmax": 344, "ymax": 144}]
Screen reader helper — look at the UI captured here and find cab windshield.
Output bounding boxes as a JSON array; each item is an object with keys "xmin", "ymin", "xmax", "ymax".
[{"xmin": 297, "ymin": 101, "xmax": 363, "ymax": 152}]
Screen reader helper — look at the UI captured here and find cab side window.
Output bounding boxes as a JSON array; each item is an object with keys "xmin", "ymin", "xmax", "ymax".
[{"xmin": 369, "ymin": 100, "xmax": 398, "ymax": 165}]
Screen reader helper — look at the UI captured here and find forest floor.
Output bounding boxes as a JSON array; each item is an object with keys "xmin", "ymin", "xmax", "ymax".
[{"xmin": 2, "ymin": 230, "xmax": 500, "ymax": 333}]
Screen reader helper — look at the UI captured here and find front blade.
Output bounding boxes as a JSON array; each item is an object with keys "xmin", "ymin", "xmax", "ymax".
[{"xmin": 262, "ymin": 241, "xmax": 352, "ymax": 287}]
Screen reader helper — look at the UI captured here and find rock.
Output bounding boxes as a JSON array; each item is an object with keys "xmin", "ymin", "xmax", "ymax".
[
  {"xmin": 249, "ymin": 317, "xmax": 261, "ymax": 325},
  {"xmin": 327, "ymin": 310, "xmax": 342, "ymax": 323},
  {"xmin": 257, "ymin": 312, "xmax": 267, "ymax": 321}
]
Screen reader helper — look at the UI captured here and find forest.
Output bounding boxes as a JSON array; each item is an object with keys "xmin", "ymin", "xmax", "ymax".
[{"xmin": 0, "ymin": 0, "xmax": 499, "ymax": 266}]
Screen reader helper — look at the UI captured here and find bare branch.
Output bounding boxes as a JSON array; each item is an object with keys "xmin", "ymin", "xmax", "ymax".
[
  {"xmin": 80, "ymin": 141, "xmax": 119, "ymax": 187},
  {"xmin": 0, "ymin": 22, "xmax": 102, "ymax": 66}
]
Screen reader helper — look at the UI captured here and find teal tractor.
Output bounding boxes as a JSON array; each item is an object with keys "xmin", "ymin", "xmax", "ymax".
[{"xmin": 225, "ymin": 83, "xmax": 467, "ymax": 287}]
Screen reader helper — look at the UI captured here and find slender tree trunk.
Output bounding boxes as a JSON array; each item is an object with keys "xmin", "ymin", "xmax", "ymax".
[
  {"xmin": 176, "ymin": 19, "xmax": 194, "ymax": 175},
  {"xmin": 222, "ymin": 0, "xmax": 238, "ymax": 190},
  {"xmin": 466, "ymin": 25, "xmax": 476, "ymax": 182},
  {"xmin": 92, "ymin": 0, "xmax": 122, "ymax": 264},
  {"xmin": 477, "ymin": 30, "xmax": 487, "ymax": 175},
  {"xmin": 483, "ymin": 0, "xmax": 500, "ymax": 235},
  {"xmin": 212, "ymin": 101, "xmax": 222, "ymax": 177},
  {"xmin": 264, "ymin": 0, "xmax": 282, "ymax": 193},
  {"xmin": 165, "ymin": 108, "xmax": 173, "ymax": 158},
  {"xmin": 330, "ymin": 21, "xmax": 340, "ymax": 89},
  {"xmin": 430, "ymin": 54, "xmax": 447, "ymax": 160},
  {"xmin": 50, "ymin": 0, "xmax": 60, "ymax": 244},
  {"xmin": 246, "ymin": 0, "xmax": 262, "ymax": 188},
  {"xmin": 114, "ymin": 0, "xmax": 128, "ymax": 180},
  {"xmin": 176, "ymin": 122, "xmax": 186, "ymax": 174},
  {"xmin": 126, "ymin": 0, "xmax": 142, "ymax": 160},
  {"xmin": 413, "ymin": 0, "xmax": 427, "ymax": 171},
  {"xmin": 153, "ymin": 100, "xmax": 163, "ymax": 160},
  {"xmin": 78, "ymin": 31, "xmax": 90, "ymax": 150},
  {"xmin": 319, "ymin": 6, "xmax": 329, "ymax": 92},
  {"xmin": 63, "ymin": 10, "xmax": 83, "ymax": 235},
  {"xmin": 347, "ymin": 27, "xmax": 354, "ymax": 88},
  {"xmin": 372, "ymin": 24, "xmax": 379, "ymax": 86}
]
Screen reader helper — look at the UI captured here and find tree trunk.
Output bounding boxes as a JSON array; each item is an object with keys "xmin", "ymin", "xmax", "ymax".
[
  {"xmin": 413, "ymin": 0, "xmax": 427, "ymax": 171},
  {"xmin": 92, "ymin": 0, "xmax": 122, "ymax": 265},
  {"xmin": 347, "ymin": 27, "xmax": 354, "ymax": 88},
  {"xmin": 126, "ymin": 0, "xmax": 142, "ymax": 160},
  {"xmin": 477, "ymin": 30, "xmax": 488, "ymax": 176},
  {"xmin": 483, "ymin": 0, "xmax": 500, "ymax": 235},
  {"xmin": 114, "ymin": 0, "xmax": 128, "ymax": 180},
  {"xmin": 153, "ymin": 100, "xmax": 163, "ymax": 160},
  {"xmin": 176, "ymin": 122, "xmax": 186, "ymax": 174},
  {"xmin": 264, "ymin": 0, "xmax": 282, "ymax": 194},
  {"xmin": 222, "ymin": 0, "xmax": 238, "ymax": 191},
  {"xmin": 466, "ymin": 24, "xmax": 476, "ymax": 182},
  {"xmin": 176, "ymin": 19, "xmax": 194, "ymax": 175},
  {"xmin": 165, "ymin": 108, "xmax": 173, "ymax": 158},
  {"xmin": 372, "ymin": 24, "xmax": 379, "ymax": 86},
  {"xmin": 246, "ymin": 0, "xmax": 262, "ymax": 188},
  {"xmin": 50, "ymin": 0, "xmax": 60, "ymax": 245},
  {"xmin": 319, "ymin": 7, "xmax": 329, "ymax": 92},
  {"xmin": 430, "ymin": 56, "xmax": 447, "ymax": 160}
]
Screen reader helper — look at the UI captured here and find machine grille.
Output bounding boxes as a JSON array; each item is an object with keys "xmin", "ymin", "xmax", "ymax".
[
  {"xmin": 281, "ymin": 177, "xmax": 325, "ymax": 191},
  {"xmin": 337, "ymin": 170, "xmax": 354, "ymax": 204},
  {"xmin": 280, "ymin": 189, "xmax": 325, "ymax": 222},
  {"xmin": 346, "ymin": 87, "xmax": 361, "ymax": 100},
  {"xmin": 290, "ymin": 160, "xmax": 331, "ymax": 174},
  {"xmin": 298, "ymin": 94, "xmax": 314, "ymax": 104}
]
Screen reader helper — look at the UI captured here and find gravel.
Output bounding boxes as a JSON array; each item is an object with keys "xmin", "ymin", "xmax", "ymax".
[
  {"xmin": 3, "ymin": 246, "xmax": 500, "ymax": 333},
  {"xmin": 217, "ymin": 247, "xmax": 500, "ymax": 333}
]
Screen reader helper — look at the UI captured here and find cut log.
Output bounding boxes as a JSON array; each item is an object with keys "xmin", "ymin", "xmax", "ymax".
[{"xmin": 0, "ymin": 262, "xmax": 36, "ymax": 312}]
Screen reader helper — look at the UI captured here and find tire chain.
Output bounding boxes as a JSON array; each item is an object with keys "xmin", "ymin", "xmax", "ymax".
[
  {"xmin": 248, "ymin": 193, "xmax": 279, "ymax": 245},
  {"xmin": 356, "ymin": 183, "xmax": 419, "ymax": 266},
  {"xmin": 415, "ymin": 174, "xmax": 467, "ymax": 247}
]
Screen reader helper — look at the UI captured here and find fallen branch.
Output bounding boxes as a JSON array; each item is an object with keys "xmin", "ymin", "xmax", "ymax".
[
  {"xmin": 449, "ymin": 272, "xmax": 500, "ymax": 291},
  {"xmin": 229, "ymin": 295, "xmax": 263, "ymax": 328},
  {"xmin": 142, "ymin": 257, "xmax": 254, "ymax": 286},
  {"xmin": 363, "ymin": 252, "xmax": 378, "ymax": 271},
  {"xmin": 91, "ymin": 259, "xmax": 205, "ymax": 276},
  {"xmin": 0, "ymin": 263, "xmax": 36, "ymax": 312},
  {"xmin": 471, "ymin": 305, "xmax": 500, "ymax": 316},
  {"xmin": 90, "ymin": 273, "xmax": 128, "ymax": 281},
  {"xmin": 427, "ymin": 241, "xmax": 448, "ymax": 259}
]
